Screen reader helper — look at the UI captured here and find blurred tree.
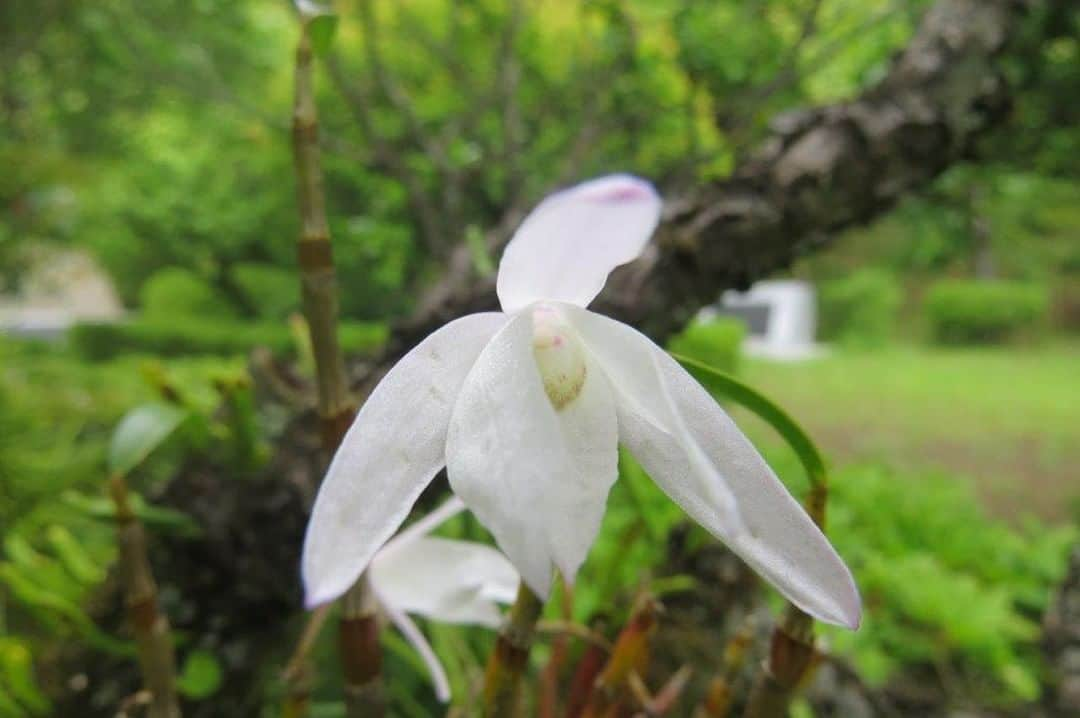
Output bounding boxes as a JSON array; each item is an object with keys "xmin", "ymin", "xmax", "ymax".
[{"xmin": 0, "ymin": 0, "xmax": 976, "ymax": 319}]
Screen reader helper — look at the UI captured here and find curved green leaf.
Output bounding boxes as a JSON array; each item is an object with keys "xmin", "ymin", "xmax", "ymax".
[
  {"xmin": 670, "ymin": 352, "xmax": 827, "ymax": 491},
  {"xmin": 308, "ymin": 14, "xmax": 339, "ymax": 57},
  {"xmin": 45, "ymin": 525, "xmax": 106, "ymax": 585},
  {"xmin": 108, "ymin": 403, "xmax": 188, "ymax": 477},
  {"xmin": 0, "ymin": 638, "xmax": 49, "ymax": 715},
  {"xmin": 60, "ymin": 491, "xmax": 202, "ymax": 538},
  {"xmin": 0, "ymin": 564, "xmax": 132, "ymax": 656}
]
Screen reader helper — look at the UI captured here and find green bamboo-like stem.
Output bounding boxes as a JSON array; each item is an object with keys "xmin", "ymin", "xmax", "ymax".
[
  {"xmin": 108, "ymin": 474, "xmax": 181, "ymax": 718},
  {"xmin": 482, "ymin": 582, "xmax": 545, "ymax": 716},
  {"xmin": 280, "ymin": 604, "xmax": 331, "ymax": 718},
  {"xmin": 292, "ymin": 19, "xmax": 353, "ymax": 450},
  {"xmin": 287, "ymin": 13, "xmax": 381, "ymax": 718},
  {"xmin": 671, "ymin": 355, "xmax": 828, "ymax": 718}
]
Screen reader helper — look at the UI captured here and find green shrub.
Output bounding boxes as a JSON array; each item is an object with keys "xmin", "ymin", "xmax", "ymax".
[
  {"xmin": 69, "ymin": 318, "xmax": 386, "ymax": 360},
  {"xmin": 666, "ymin": 317, "xmax": 745, "ymax": 374},
  {"xmin": 139, "ymin": 268, "xmax": 236, "ymax": 319},
  {"xmin": 231, "ymin": 263, "xmax": 300, "ymax": 321},
  {"xmin": 818, "ymin": 462, "xmax": 1076, "ymax": 704},
  {"xmin": 817, "ymin": 269, "xmax": 902, "ymax": 347},
  {"xmin": 924, "ymin": 280, "xmax": 1048, "ymax": 345}
]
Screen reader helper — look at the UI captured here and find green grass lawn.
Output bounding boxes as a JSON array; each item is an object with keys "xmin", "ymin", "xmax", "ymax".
[{"xmin": 734, "ymin": 342, "xmax": 1080, "ymax": 522}]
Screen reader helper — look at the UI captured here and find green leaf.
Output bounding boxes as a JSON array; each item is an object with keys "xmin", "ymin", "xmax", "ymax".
[
  {"xmin": 670, "ymin": 353, "xmax": 827, "ymax": 490},
  {"xmin": 0, "ymin": 638, "xmax": 50, "ymax": 715},
  {"xmin": 176, "ymin": 649, "xmax": 223, "ymax": 699},
  {"xmin": 2, "ymin": 535, "xmax": 81, "ymax": 599},
  {"xmin": 45, "ymin": 525, "xmax": 106, "ymax": 585},
  {"xmin": 108, "ymin": 403, "xmax": 188, "ymax": 477},
  {"xmin": 649, "ymin": 574, "xmax": 697, "ymax": 598},
  {"xmin": 61, "ymin": 491, "xmax": 202, "ymax": 538},
  {"xmin": 465, "ymin": 224, "xmax": 495, "ymax": 277},
  {"xmin": 0, "ymin": 564, "xmax": 132, "ymax": 656},
  {"xmin": 0, "ymin": 689, "xmax": 24, "ymax": 718},
  {"xmin": 308, "ymin": 14, "xmax": 339, "ymax": 57}
]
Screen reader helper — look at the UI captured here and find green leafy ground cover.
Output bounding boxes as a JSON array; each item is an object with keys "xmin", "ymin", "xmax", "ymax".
[{"xmin": 2, "ymin": 336, "xmax": 1076, "ymax": 713}]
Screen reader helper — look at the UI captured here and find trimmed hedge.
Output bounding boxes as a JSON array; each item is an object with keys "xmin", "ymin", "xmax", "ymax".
[
  {"xmin": 70, "ymin": 318, "xmax": 386, "ymax": 360},
  {"xmin": 818, "ymin": 269, "xmax": 902, "ymax": 348},
  {"xmin": 232, "ymin": 263, "xmax": 301, "ymax": 320},
  {"xmin": 666, "ymin": 317, "xmax": 745, "ymax": 375},
  {"xmin": 924, "ymin": 280, "xmax": 1048, "ymax": 345},
  {"xmin": 140, "ymin": 267, "xmax": 236, "ymax": 318}
]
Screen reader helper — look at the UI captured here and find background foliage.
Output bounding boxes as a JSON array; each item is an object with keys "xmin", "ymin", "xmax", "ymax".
[{"xmin": 2, "ymin": 0, "xmax": 1078, "ymax": 715}]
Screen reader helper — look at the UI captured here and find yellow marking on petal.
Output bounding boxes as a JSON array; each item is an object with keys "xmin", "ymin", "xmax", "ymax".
[{"xmin": 531, "ymin": 305, "xmax": 587, "ymax": 410}]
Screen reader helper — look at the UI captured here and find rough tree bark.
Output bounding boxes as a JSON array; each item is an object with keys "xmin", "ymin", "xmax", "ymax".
[{"xmin": 387, "ymin": 0, "xmax": 1035, "ymax": 357}]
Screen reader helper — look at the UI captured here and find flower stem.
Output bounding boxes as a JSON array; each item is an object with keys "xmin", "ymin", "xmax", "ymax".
[
  {"xmin": 742, "ymin": 604, "xmax": 817, "ymax": 718},
  {"xmin": 288, "ymin": 13, "xmax": 380, "ymax": 717},
  {"xmin": 340, "ymin": 576, "xmax": 385, "ymax": 716},
  {"xmin": 280, "ymin": 605, "xmax": 331, "ymax": 718},
  {"xmin": 108, "ymin": 474, "xmax": 180, "ymax": 718},
  {"xmin": 482, "ymin": 583, "xmax": 544, "ymax": 716}
]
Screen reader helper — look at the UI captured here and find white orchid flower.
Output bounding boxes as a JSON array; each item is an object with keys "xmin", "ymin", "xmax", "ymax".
[
  {"xmin": 369, "ymin": 496, "xmax": 518, "ymax": 701},
  {"xmin": 304, "ymin": 174, "xmax": 861, "ymax": 629}
]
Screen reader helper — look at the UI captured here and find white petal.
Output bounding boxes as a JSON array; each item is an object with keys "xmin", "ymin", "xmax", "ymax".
[
  {"xmin": 567, "ymin": 307, "xmax": 861, "ymax": 629},
  {"xmin": 446, "ymin": 311, "xmax": 619, "ymax": 598},
  {"xmin": 380, "ymin": 597, "xmax": 453, "ymax": 702},
  {"xmin": 302, "ymin": 313, "xmax": 508, "ymax": 608},
  {"xmin": 371, "ymin": 535, "xmax": 519, "ymax": 627},
  {"xmin": 381, "ymin": 496, "xmax": 468, "ymax": 553},
  {"xmin": 496, "ymin": 174, "xmax": 661, "ymax": 313}
]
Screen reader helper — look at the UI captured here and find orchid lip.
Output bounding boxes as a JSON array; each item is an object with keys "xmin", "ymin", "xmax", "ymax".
[{"xmin": 530, "ymin": 304, "xmax": 587, "ymax": 410}]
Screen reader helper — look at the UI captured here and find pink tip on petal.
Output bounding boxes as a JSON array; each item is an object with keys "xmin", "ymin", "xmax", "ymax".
[{"xmin": 580, "ymin": 175, "xmax": 657, "ymax": 204}]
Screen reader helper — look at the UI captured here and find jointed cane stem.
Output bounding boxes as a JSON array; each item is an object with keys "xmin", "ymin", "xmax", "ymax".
[
  {"xmin": 285, "ymin": 11, "xmax": 380, "ymax": 718},
  {"xmin": 482, "ymin": 583, "xmax": 545, "ymax": 717},
  {"xmin": 109, "ymin": 474, "xmax": 181, "ymax": 718}
]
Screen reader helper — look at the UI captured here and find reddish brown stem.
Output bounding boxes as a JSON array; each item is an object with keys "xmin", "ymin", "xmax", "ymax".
[
  {"xmin": 340, "ymin": 578, "xmax": 385, "ymax": 715},
  {"xmin": 580, "ymin": 597, "xmax": 659, "ymax": 718}
]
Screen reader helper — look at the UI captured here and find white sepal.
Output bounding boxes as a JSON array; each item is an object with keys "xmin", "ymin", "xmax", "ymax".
[
  {"xmin": 496, "ymin": 174, "xmax": 661, "ymax": 313},
  {"xmin": 302, "ymin": 312, "xmax": 507, "ymax": 608},
  {"xmin": 568, "ymin": 307, "xmax": 861, "ymax": 629}
]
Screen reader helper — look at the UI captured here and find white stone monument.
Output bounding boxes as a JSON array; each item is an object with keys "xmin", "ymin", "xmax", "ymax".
[
  {"xmin": 0, "ymin": 250, "xmax": 124, "ymax": 340},
  {"xmin": 712, "ymin": 279, "xmax": 824, "ymax": 360}
]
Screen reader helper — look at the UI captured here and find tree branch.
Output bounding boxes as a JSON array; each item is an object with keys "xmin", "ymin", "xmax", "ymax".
[
  {"xmin": 383, "ymin": 0, "xmax": 1034, "ymax": 360},
  {"xmin": 324, "ymin": 53, "xmax": 446, "ymax": 254}
]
